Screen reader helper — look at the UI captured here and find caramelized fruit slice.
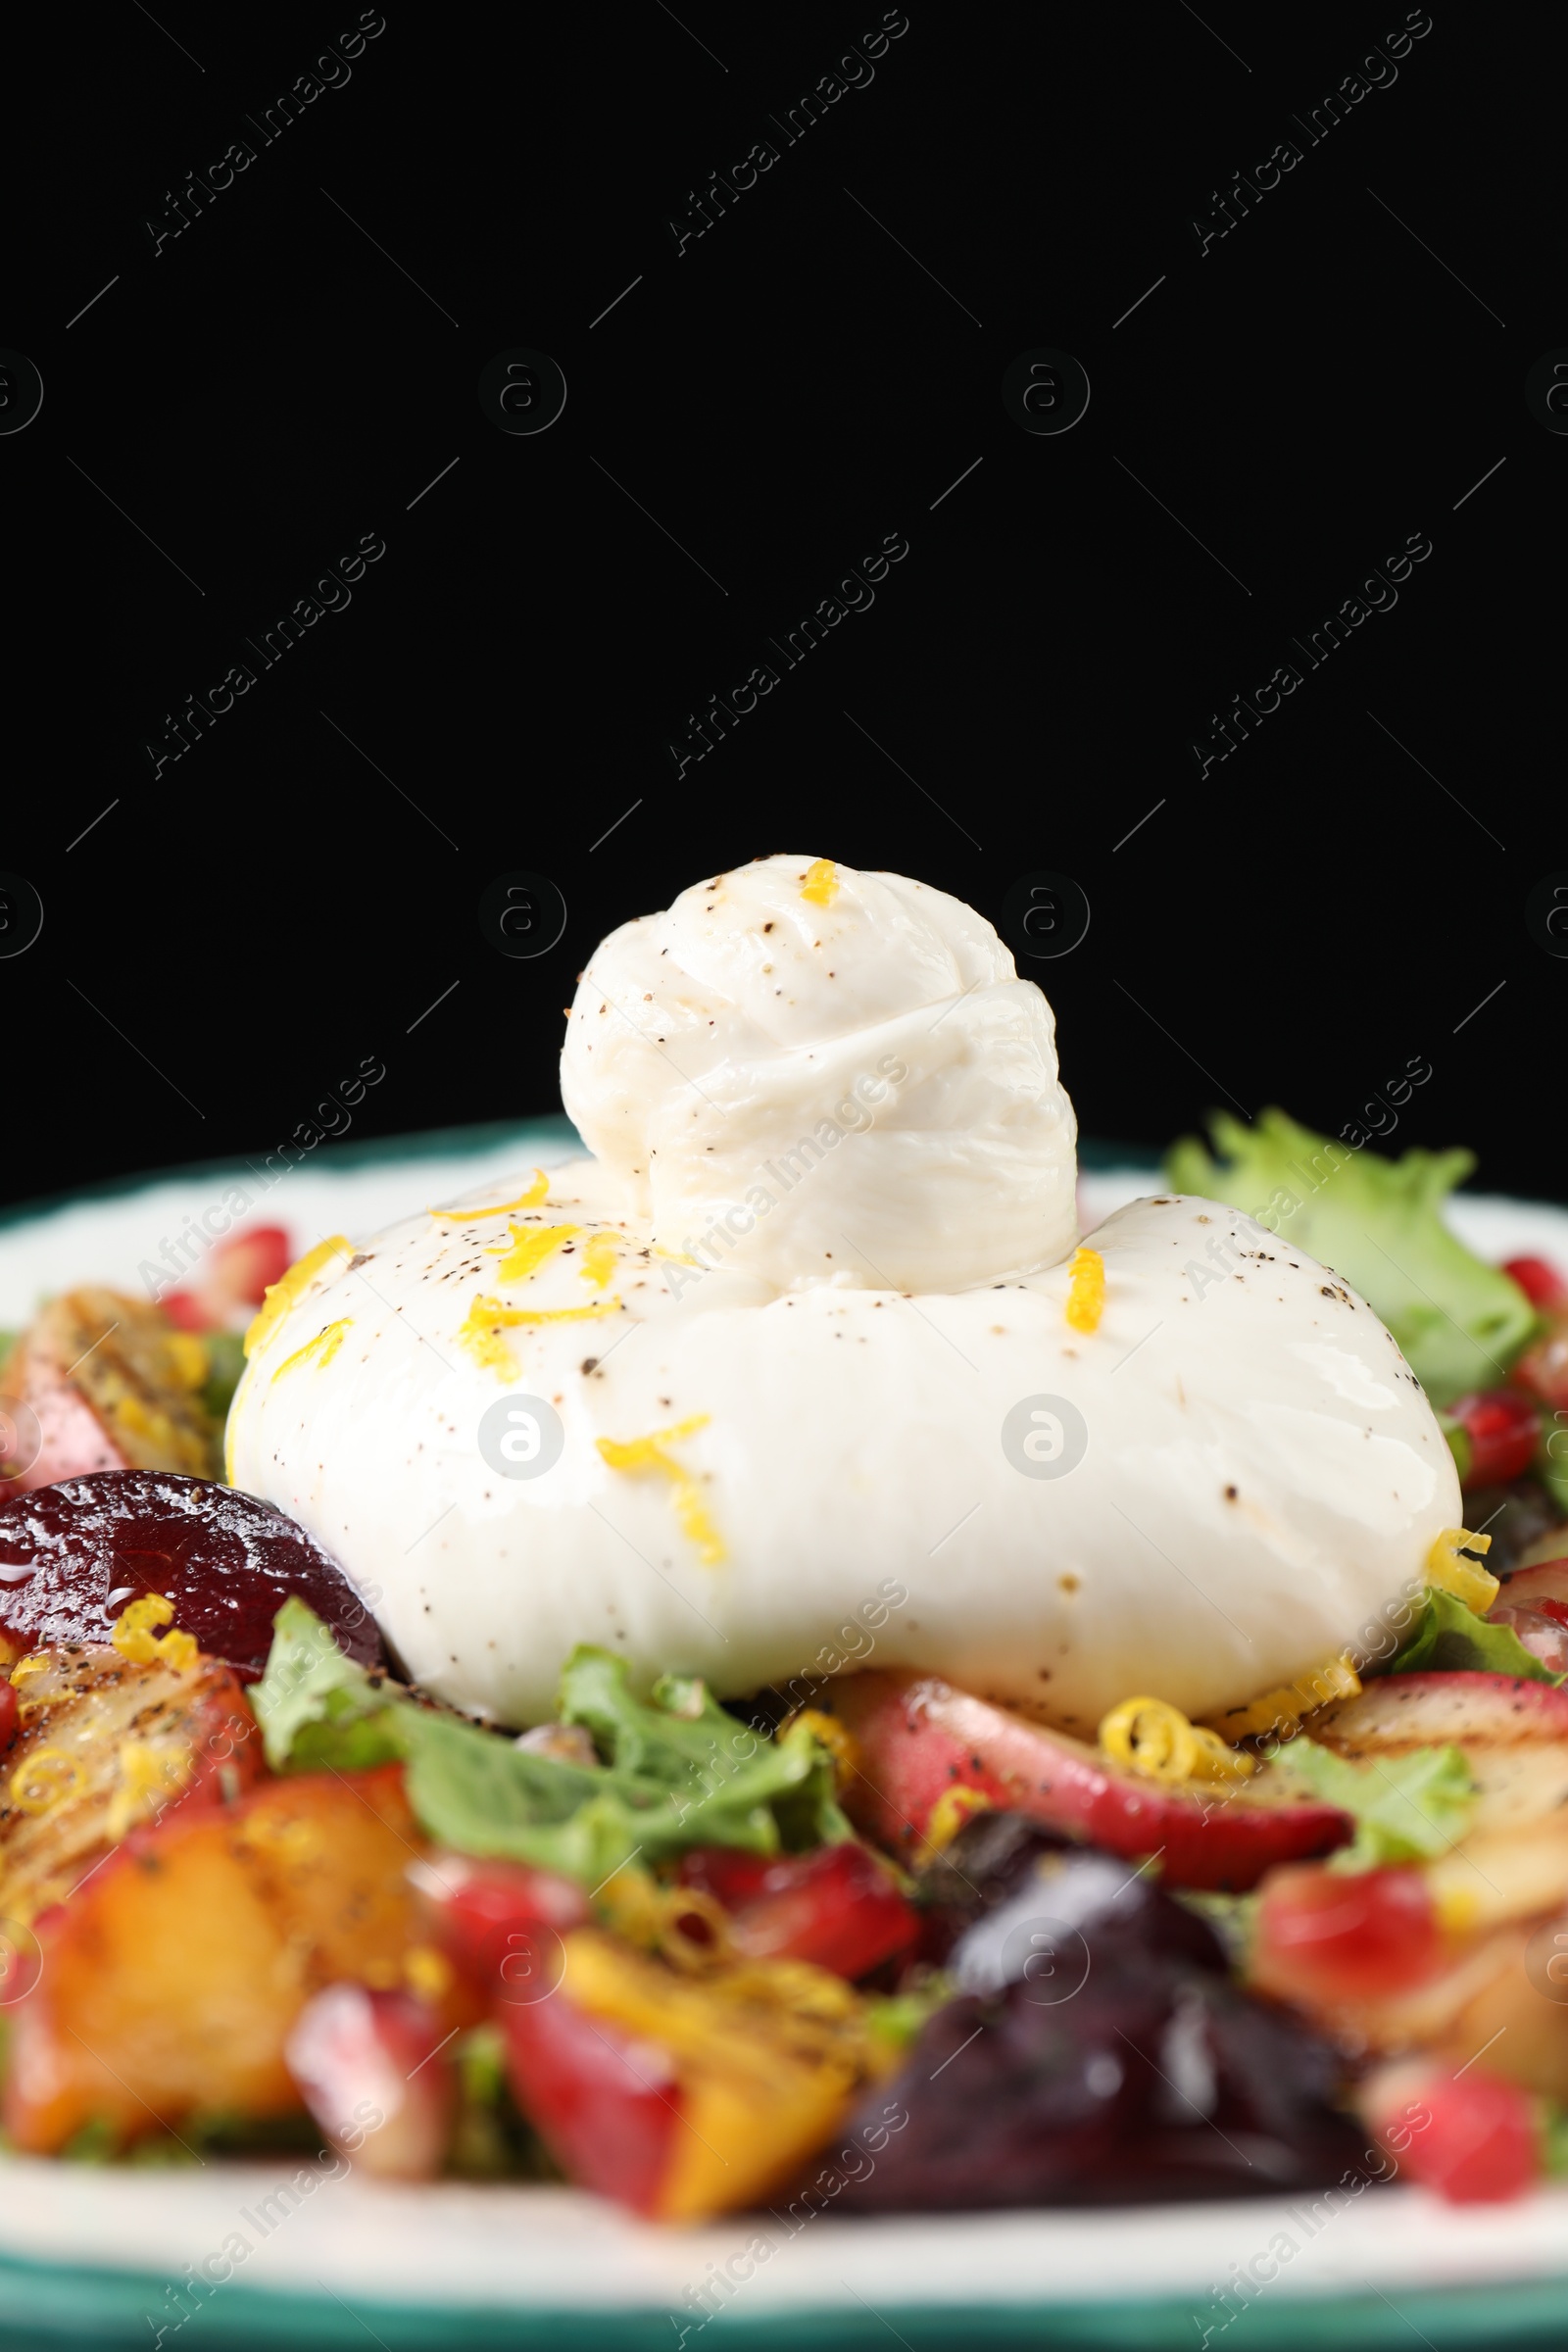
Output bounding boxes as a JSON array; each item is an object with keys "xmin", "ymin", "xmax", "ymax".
[
  {"xmin": 1310, "ymin": 1671, "xmax": 1568, "ymax": 1836},
  {"xmin": 821, "ymin": 1670, "xmax": 1350, "ymax": 1890},
  {"xmin": 2, "ymin": 1765, "xmax": 462, "ymax": 2153},
  {"xmin": 0, "ymin": 1288, "xmax": 220, "ymax": 1492},
  {"xmin": 0, "ymin": 1643, "xmax": 265, "ymax": 1926},
  {"xmin": 0, "ymin": 1471, "xmax": 382, "ymax": 1680}
]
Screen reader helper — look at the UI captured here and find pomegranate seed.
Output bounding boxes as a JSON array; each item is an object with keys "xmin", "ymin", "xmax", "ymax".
[
  {"xmin": 1364, "ymin": 2060, "xmax": 1539, "ymax": 2203},
  {"xmin": 1504, "ymin": 1256, "xmax": 1568, "ymax": 1310},
  {"xmin": 1511, "ymin": 1326, "xmax": 1568, "ymax": 1413},
  {"xmin": 676, "ymin": 1841, "xmax": 917, "ymax": 1979},
  {"xmin": 1445, "ymin": 1390, "xmax": 1541, "ymax": 1488}
]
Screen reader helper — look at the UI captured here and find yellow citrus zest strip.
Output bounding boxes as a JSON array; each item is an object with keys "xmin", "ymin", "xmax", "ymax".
[
  {"xmin": 244, "ymin": 1236, "xmax": 355, "ymax": 1359},
  {"xmin": 1426, "ymin": 1527, "xmax": 1498, "ymax": 1615},
  {"xmin": 9, "ymin": 1655, "xmax": 51, "ymax": 1689},
  {"xmin": 459, "ymin": 1294, "xmax": 621, "ymax": 1380},
  {"xmin": 458, "ymin": 1296, "xmax": 525, "ymax": 1380},
  {"xmin": 1065, "ymin": 1245, "xmax": 1106, "ymax": 1335},
  {"xmin": 800, "ymin": 858, "xmax": 838, "ymax": 906},
  {"xmin": 596, "ymin": 1414, "xmax": 725, "ymax": 1565},
  {"xmin": 111, "ymin": 1592, "xmax": 199, "ymax": 1674},
  {"xmin": 1201, "ymin": 1653, "xmax": 1361, "ymax": 1743},
  {"xmin": 105, "ymin": 1739, "xmax": 192, "ymax": 1842},
  {"xmin": 580, "ymin": 1233, "xmax": 618, "ymax": 1290},
  {"xmin": 925, "ymin": 1784, "xmax": 994, "ymax": 1852},
  {"xmin": 487, "ymin": 1222, "xmax": 581, "ymax": 1284},
  {"xmin": 270, "ymin": 1317, "xmax": 352, "ymax": 1386},
  {"xmin": 10, "ymin": 1745, "xmax": 85, "ymax": 1816},
  {"xmin": 427, "ymin": 1169, "xmax": 551, "ymax": 1221},
  {"xmin": 789, "ymin": 1709, "xmax": 861, "ymax": 1790},
  {"xmin": 515, "ymin": 1300, "xmax": 619, "ymax": 1322},
  {"xmin": 505, "ymin": 1301, "xmax": 621, "ymax": 1327},
  {"xmin": 1100, "ymin": 1694, "xmax": 1255, "ymax": 1785}
]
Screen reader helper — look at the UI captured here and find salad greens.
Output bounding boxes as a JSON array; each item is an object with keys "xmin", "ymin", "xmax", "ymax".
[
  {"xmin": 1164, "ymin": 1108, "xmax": 1535, "ymax": 1403},
  {"xmin": 1275, "ymin": 1735, "xmax": 1476, "ymax": 1871},
  {"xmin": 200, "ymin": 1328, "xmax": 247, "ymax": 1427},
  {"xmin": 253, "ymin": 1599, "xmax": 850, "ymax": 1885},
  {"xmin": 1391, "ymin": 1584, "xmax": 1565, "ymax": 1686}
]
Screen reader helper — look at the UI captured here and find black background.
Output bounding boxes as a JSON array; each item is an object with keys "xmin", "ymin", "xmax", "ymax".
[{"xmin": 2, "ymin": 0, "xmax": 1552, "ymax": 1213}]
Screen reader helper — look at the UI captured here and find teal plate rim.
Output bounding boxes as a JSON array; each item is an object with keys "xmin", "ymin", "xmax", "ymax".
[{"xmin": 1, "ymin": 2244, "xmax": 1566, "ymax": 2352}]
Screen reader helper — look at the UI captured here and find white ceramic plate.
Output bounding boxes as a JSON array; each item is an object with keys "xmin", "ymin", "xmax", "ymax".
[{"xmin": 0, "ymin": 1124, "xmax": 1564, "ymax": 2352}]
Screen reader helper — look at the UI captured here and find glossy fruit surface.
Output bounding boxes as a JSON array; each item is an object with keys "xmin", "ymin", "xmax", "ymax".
[
  {"xmin": 2, "ymin": 1765, "xmax": 442, "ymax": 2152},
  {"xmin": 0, "ymin": 1471, "xmax": 381, "ymax": 1679},
  {"xmin": 1511, "ymin": 1324, "xmax": 1568, "ymax": 1412},
  {"xmin": 414, "ymin": 1852, "xmax": 587, "ymax": 2006},
  {"xmin": 1253, "ymin": 1864, "xmax": 1441, "ymax": 2003},
  {"xmin": 286, "ymin": 1983, "xmax": 456, "ymax": 2179},
  {"xmin": 1310, "ymin": 1670, "xmax": 1568, "ymax": 1836},
  {"xmin": 1487, "ymin": 1603, "xmax": 1568, "ymax": 1673},
  {"xmin": 939, "ymin": 1833, "xmax": 1226, "ymax": 1995},
  {"xmin": 1363, "ymin": 2060, "xmax": 1540, "ymax": 2202},
  {"xmin": 832, "ymin": 1960, "xmax": 1364, "ymax": 2208},
  {"xmin": 1503, "ymin": 1256, "xmax": 1568, "ymax": 1310},
  {"xmin": 164, "ymin": 1226, "xmax": 294, "ymax": 1333},
  {"xmin": 1498, "ymin": 1560, "xmax": 1568, "ymax": 1627},
  {"xmin": 822, "ymin": 1671, "xmax": 1350, "ymax": 1889},
  {"xmin": 499, "ymin": 1979, "xmax": 676, "ymax": 2214},
  {"xmin": 677, "ymin": 1841, "xmax": 917, "ymax": 1978},
  {"xmin": 1446, "ymin": 1390, "xmax": 1542, "ymax": 1487}
]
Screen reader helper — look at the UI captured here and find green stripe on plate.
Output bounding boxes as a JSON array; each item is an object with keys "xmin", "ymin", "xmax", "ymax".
[{"xmin": 0, "ymin": 2248, "xmax": 1565, "ymax": 2351}]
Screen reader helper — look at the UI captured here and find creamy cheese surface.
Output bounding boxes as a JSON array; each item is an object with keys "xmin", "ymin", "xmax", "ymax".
[
  {"xmin": 226, "ymin": 1184, "xmax": 1453, "ymax": 1731},
  {"xmin": 227, "ymin": 855, "xmax": 1460, "ymax": 1731},
  {"xmin": 560, "ymin": 856, "xmax": 1078, "ymax": 1295}
]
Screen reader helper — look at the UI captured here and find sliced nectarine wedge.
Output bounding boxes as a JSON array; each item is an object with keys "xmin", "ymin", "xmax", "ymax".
[
  {"xmin": 1311, "ymin": 1672, "xmax": 1568, "ymax": 1834},
  {"xmin": 3, "ymin": 1765, "xmax": 465, "ymax": 2153},
  {"xmin": 0, "ymin": 1643, "xmax": 263, "ymax": 1927},
  {"xmin": 817, "ymin": 1672, "xmax": 1350, "ymax": 1890}
]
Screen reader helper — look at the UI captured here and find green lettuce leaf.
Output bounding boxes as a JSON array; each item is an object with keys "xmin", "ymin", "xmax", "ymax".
[
  {"xmin": 201, "ymin": 1329, "xmax": 247, "ymax": 1430},
  {"xmin": 1276, "ymin": 1734, "xmax": 1476, "ymax": 1870},
  {"xmin": 250, "ymin": 1596, "xmax": 402, "ymax": 1770},
  {"xmin": 1164, "ymin": 1107, "xmax": 1535, "ymax": 1402},
  {"xmin": 252, "ymin": 1600, "xmax": 850, "ymax": 1884},
  {"xmin": 1392, "ymin": 1585, "xmax": 1565, "ymax": 1686}
]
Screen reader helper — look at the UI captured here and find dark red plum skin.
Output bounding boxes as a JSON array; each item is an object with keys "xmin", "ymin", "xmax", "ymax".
[
  {"xmin": 814, "ymin": 1817, "xmax": 1369, "ymax": 2211},
  {"xmin": 0, "ymin": 1471, "xmax": 384, "ymax": 1681}
]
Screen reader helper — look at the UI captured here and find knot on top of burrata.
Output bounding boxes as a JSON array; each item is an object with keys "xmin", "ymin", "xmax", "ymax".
[{"xmin": 560, "ymin": 855, "xmax": 1079, "ymax": 1295}]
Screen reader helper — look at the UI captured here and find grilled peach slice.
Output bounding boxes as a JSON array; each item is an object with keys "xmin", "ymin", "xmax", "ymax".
[
  {"xmin": 0, "ymin": 1642, "xmax": 263, "ymax": 1926},
  {"xmin": 817, "ymin": 1671, "xmax": 1349, "ymax": 1890},
  {"xmin": 3, "ymin": 1765, "xmax": 472, "ymax": 2153},
  {"xmin": 0, "ymin": 1290, "xmax": 219, "ymax": 1493},
  {"xmin": 1258, "ymin": 1911, "xmax": 1568, "ymax": 2106},
  {"xmin": 1310, "ymin": 1673, "xmax": 1568, "ymax": 1834}
]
